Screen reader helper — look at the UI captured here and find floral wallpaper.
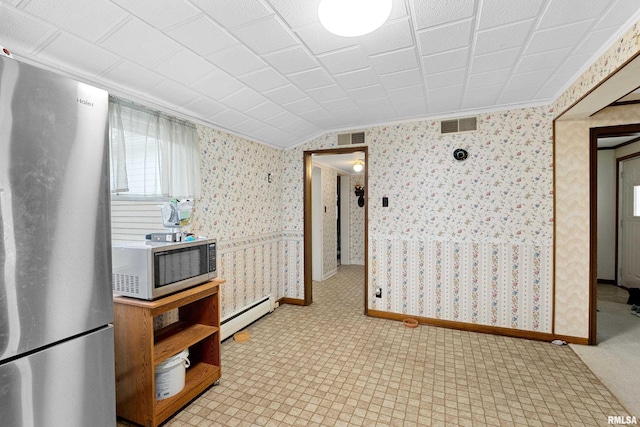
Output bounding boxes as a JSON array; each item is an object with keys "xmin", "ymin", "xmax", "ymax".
[
  {"xmin": 282, "ymin": 105, "xmax": 555, "ymax": 332},
  {"xmin": 350, "ymin": 174, "xmax": 365, "ymax": 264},
  {"xmin": 192, "ymin": 125, "xmax": 284, "ymax": 317},
  {"xmin": 193, "ymin": 126, "xmax": 283, "ymax": 241}
]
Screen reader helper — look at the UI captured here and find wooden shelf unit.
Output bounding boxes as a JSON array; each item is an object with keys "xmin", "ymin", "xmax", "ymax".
[{"xmin": 113, "ymin": 279, "xmax": 224, "ymax": 427}]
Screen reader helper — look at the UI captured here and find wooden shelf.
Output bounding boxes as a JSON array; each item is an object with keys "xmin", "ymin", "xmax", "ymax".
[
  {"xmin": 154, "ymin": 322, "xmax": 218, "ymax": 365},
  {"xmin": 155, "ymin": 362, "xmax": 220, "ymax": 423},
  {"xmin": 113, "ymin": 279, "xmax": 224, "ymax": 427}
]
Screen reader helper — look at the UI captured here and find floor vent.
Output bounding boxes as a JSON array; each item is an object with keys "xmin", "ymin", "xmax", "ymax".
[
  {"xmin": 441, "ymin": 117, "xmax": 477, "ymax": 134},
  {"xmin": 337, "ymin": 131, "xmax": 365, "ymax": 145}
]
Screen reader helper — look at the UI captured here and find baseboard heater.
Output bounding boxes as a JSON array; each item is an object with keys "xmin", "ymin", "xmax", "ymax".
[{"xmin": 220, "ymin": 295, "xmax": 275, "ymax": 341}]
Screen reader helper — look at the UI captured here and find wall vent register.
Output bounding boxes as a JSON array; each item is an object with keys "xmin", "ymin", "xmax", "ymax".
[
  {"xmin": 337, "ymin": 131, "xmax": 365, "ymax": 145},
  {"xmin": 441, "ymin": 117, "xmax": 477, "ymax": 134}
]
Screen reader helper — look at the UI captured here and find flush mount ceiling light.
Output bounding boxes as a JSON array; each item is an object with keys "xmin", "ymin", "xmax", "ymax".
[
  {"xmin": 353, "ymin": 159, "xmax": 364, "ymax": 172},
  {"xmin": 318, "ymin": 0, "xmax": 392, "ymax": 37}
]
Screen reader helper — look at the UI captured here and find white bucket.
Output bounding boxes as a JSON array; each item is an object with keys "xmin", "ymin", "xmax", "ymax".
[{"xmin": 155, "ymin": 349, "xmax": 190, "ymax": 400}]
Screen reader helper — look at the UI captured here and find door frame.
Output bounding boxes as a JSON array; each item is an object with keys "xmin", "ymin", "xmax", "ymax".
[
  {"xmin": 589, "ymin": 123, "xmax": 640, "ymax": 344},
  {"xmin": 303, "ymin": 146, "xmax": 368, "ymax": 312}
]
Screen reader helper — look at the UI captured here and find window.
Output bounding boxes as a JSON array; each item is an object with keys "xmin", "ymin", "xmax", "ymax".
[{"xmin": 109, "ymin": 97, "xmax": 201, "ymax": 199}]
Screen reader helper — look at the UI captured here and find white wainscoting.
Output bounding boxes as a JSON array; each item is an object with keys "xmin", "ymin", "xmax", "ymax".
[
  {"xmin": 217, "ymin": 233, "xmax": 283, "ymax": 318},
  {"xmin": 370, "ymin": 238, "xmax": 552, "ymax": 333}
]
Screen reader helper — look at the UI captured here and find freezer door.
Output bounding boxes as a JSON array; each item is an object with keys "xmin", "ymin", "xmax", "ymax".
[
  {"xmin": 0, "ymin": 326, "xmax": 115, "ymax": 427},
  {"xmin": 0, "ymin": 57, "xmax": 113, "ymax": 361}
]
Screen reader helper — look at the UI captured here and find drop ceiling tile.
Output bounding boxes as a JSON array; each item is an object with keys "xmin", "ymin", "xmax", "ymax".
[
  {"xmin": 233, "ymin": 118, "xmax": 266, "ymax": 134},
  {"xmin": 182, "ymin": 96, "xmax": 227, "ymax": 118},
  {"xmin": 166, "ymin": 15, "xmax": 237, "ymax": 57},
  {"xmin": 470, "ymin": 47, "xmax": 520, "ymax": 74},
  {"xmin": 250, "ymin": 125, "xmax": 281, "ymax": 140},
  {"xmin": 269, "ymin": 0, "xmax": 322, "ymax": 29},
  {"xmin": 263, "ymin": 84, "xmax": 307, "ymax": 104},
  {"xmin": 380, "ymin": 68, "xmax": 422, "ymax": 90},
  {"xmin": 572, "ymin": 29, "xmax": 617, "ymax": 55},
  {"xmin": 22, "ymin": 0, "xmax": 127, "ymax": 42},
  {"xmin": 388, "ymin": 84, "xmax": 426, "ymax": 102},
  {"xmin": 0, "ymin": 5, "xmax": 57, "ymax": 51},
  {"xmin": 209, "ymin": 108, "xmax": 249, "ymax": 127},
  {"xmin": 422, "ymin": 48, "xmax": 469, "ymax": 74},
  {"xmin": 411, "ymin": 0, "xmax": 475, "ymax": 30},
  {"xmin": 597, "ymin": 0, "xmax": 640, "ymax": 29},
  {"xmin": 100, "ymin": 60, "xmax": 165, "ymax": 93},
  {"xmin": 347, "ymin": 85, "xmax": 388, "ymax": 103},
  {"xmin": 426, "ymin": 84, "xmax": 463, "ymax": 112},
  {"xmin": 148, "ymin": 78, "xmax": 200, "ymax": 107},
  {"xmin": 497, "ymin": 84, "xmax": 540, "ymax": 104},
  {"xmin": 477, "ymin": 0, "xmax": 544, "ymax": 30},
  {"xmin": 370, "ymin": 47, "xmax": 419, "ymax": 75},
  {"xmin": 100, "ymin": 18, "xmax": 181, "ymax": 66},
  {"xmin": 306, "ymin": 85, "xmax": 349, "ymax": 103},
  {"xmin": 320, "ymin": 98, "xmax": 359, "ymax": 113},
  {"xmin": 425, "ymin": 68, "xmax": 466, "ymax": 90},
  {"xmin": 297, "ymin": 108, "xmax": 334, "ymax": 122},
  {"xmin": 220, "ymin": 87, "xmax": 267, "ymax": 111},
  {"xmin": 318, "ymin": 46, "xmax": 371, "ymax": 75},
  {"xmin": 110, "ymin": 0, "xmax": 200, "ymax": 30},
  {"xmin": 526, "ymin": 21, "xmax": 593, "ymax": 55},
  {"xmin": 417, "ymin": 19, "xmax": 473, "ymax": 56},
  {"xmin": 190, "ymin": 69, "xmax": 244, "ymax": 100},
  {"xmin": 36, "ymin": 33, "xmax": 121, "ymax": 77},
  {"xmin": 238, "ymin": 68, "xmax": 289, "ymax": 92},
  {"xmin": 207, "ymin": 44, "xmax": 267, "ymax": 76},
  {"xmin": 507, "ymin": 68, "xmax": 555, "ymax": 90},
  {"xmin": 358, "ymin": 19, "xmax": 414, "ymax": 56},
  {"xmin": 335, "ymin": 68, "xmax": 380, "ymax": 90},
  {"xmin": 554, "ymin": 52, "xmax": 595, "ymax": 76},
  {"xmin": 263, "ymin": 45, "xmax": 319, "ymax": 75},
  {"xmin": 231, "ymin": 15, "xmax": 298, "ymax": 55},
  {"xmin": 295, "ymin": 24, "xmax": 357, "ymax": 55},
  {"xmin": 474, "ymin": 20, "xmax": 535, "ymax": 55},
  {"xmin": 463, "ymin": 84, "xmax": 503, "ymax": 103},
  {"xmin": 283, "ymin": 97, "xmax": 321, "ymax": 114},
  {"xmin": 514, "ymin": 47, "xmax": 573, "ymax": 74},
  {"xmin": 538, "ymin": 0, "xmax": 610, "ymax": 30},
  {"xmin": 245, "ymin": 101, "xmax": 285, "ymax": 120},
  {"xmin": 287, "ymin": 67, "xmax": 334, "ymax": 90},
  {"xmin": 264, "ymin": 110, "xmax": 301, "ymax": 127},
  {"xmin": 192, "ymin": 0, "xmax": 272, "ymax": 29},
  {"xmin": 153, "ymin": 49, "xmax": 213, "ymax": 85},
  {"xmin": 280, "ymin": 117, "xmax": 313, "ymax": 134},
  {"xmin": 392, "ymin": 96, "xmax": 427, "ymax": 116},
  {"xmin": 467, "ymin": 68, "xmax": 511, "ymax": 89}
]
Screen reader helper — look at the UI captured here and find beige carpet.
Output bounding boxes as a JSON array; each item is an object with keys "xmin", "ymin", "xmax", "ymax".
[
  {"xmin": 119, "ymin": 266, "xmax": 632, "ymax": 426},
  {"xmin": 570, "ymin": 289, "xmax": 640, "ymax": 418}
]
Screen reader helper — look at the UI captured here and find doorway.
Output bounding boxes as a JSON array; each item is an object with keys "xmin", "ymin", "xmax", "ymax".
[
  {"xmin": 619, "ymin": 154, "xmax": 640, "ymax": 288},
  {"xmin": 303, "ymin": 146, "xmax": 368, "ymax": 312},
  {"xmin": 591, "ymin": 123, "xmax": 640, "ymax": 344}
]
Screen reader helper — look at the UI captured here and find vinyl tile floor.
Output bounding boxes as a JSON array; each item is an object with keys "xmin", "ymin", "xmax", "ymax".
[{"xmin": 118, "ymin": 265, "xmax": 631, "ymax": 426}]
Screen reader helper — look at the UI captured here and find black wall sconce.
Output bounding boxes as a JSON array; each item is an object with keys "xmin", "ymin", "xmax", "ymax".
[{"xmin": 354, "ymin": 182, "xmax": 365, "ymax": 207}]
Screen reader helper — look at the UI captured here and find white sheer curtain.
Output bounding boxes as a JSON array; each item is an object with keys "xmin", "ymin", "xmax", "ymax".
[{"xmin": 109, "ymin": 98, "xmax": 201, "ymax": 198}]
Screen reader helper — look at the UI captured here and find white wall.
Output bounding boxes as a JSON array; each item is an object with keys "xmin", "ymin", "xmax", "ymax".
[{"xmin": 597, "ymin": 150, "xmax": 617, "ymax": 281}]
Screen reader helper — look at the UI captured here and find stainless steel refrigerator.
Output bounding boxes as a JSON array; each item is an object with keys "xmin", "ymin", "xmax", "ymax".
[{"xmin": 0, "ymin": 55, "xmax": 116, "ymax": 425}]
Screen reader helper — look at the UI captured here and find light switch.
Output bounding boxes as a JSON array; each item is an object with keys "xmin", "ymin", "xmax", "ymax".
[{"xmin": 382, "ymin": 197, "xmax": 388, "ymax": 207}]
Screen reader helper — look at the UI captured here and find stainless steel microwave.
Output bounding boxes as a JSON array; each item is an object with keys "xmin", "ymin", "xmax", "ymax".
[{"xmin": 112, "ymin": 238, "xmax": 217, "ymax": 300}]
